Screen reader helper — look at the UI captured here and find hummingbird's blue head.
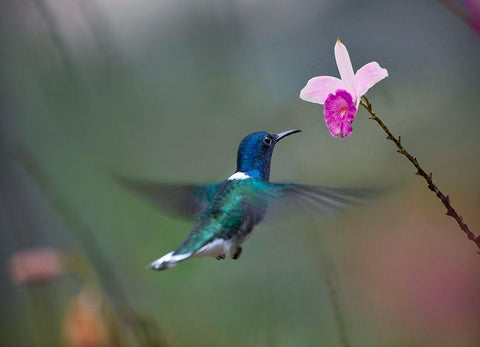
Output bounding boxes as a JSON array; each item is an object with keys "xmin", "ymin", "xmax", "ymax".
[{"xmin": 236, "ymin": 129, "xmax": 301, "ymax": 181}]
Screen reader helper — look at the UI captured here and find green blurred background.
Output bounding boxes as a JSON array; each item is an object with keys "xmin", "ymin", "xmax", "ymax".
[{"xmin": 1, "ymin": 0, "xmax": 480, "ymax": 346}]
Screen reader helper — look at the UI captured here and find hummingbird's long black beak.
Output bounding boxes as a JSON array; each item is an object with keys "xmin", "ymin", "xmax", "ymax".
[{"xmin": 275, "ymin": 129, "xmax": 302, "ymax": 142}]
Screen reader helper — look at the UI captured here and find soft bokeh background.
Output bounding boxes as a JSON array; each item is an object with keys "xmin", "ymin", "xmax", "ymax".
[{"xmin": 1, "ymin": 0, "xmax": 480, "ymax": 346}]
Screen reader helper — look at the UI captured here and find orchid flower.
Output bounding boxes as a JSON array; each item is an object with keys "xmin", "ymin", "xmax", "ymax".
[{"xmin": 300, "ymin": 39, "xmax": 388, "ymax": 137}]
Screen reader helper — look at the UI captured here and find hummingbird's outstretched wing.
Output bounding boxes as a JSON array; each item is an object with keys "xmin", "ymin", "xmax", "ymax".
[
  {"xmin": 262, "ymin": 183, "xmax": 380, "ymax": 221},
  {"xmin": 116, "ymin": 176, "xmax": 379, "ymax": 222},
  {"xmin": 114, "ymin": 176, "xmax": 221, "ymax": 220}
]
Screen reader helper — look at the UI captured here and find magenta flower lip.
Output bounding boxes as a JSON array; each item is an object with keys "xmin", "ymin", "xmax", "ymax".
[{"xmin": 324, "ymin": 89, "xmax": 357, "ymax": 138}]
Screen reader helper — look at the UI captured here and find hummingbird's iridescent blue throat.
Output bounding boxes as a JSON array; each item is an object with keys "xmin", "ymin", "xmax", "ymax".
[
  {"xmin": 117, "ymin": 129, "xmax": 373, "ymax": 271},
  {"xmin": 236, "ymin": 129, "xmax": 301, "ymax": 181}
]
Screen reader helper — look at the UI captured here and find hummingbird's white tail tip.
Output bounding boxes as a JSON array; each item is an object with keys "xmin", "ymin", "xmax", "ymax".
[{"xmin": 148, "ymin": 251, "xmax": 192, "ymax": 271}]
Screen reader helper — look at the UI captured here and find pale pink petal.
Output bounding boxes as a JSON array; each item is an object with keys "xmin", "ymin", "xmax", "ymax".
[
  {"xmin": 299, "ymin": 76, "xmax": 345, "ymax": 104},
  {"xmin": 354, "ymin": 61, "xmax": 388, "ymax": 97},
  {"xmin": 334, "ymin": 39, "xmax": 355, "ymax": 86}
]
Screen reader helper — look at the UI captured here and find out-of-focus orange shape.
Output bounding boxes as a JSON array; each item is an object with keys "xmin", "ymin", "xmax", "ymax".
[
  {"xmin": 9, "ymin": 247, "xmax": 66, "ymax": 285},
  {"xmin": 62, "ymin": 286, "xmax": 109, "ymax": 347}
]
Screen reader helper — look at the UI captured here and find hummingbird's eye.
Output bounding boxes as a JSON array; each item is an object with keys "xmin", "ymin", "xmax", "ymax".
[{"xmin": 263, "ymin": 136, "xmax": 272, "ymax": 146}]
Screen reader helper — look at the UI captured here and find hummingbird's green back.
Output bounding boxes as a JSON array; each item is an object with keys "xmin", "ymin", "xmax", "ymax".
[{"xmin": 173, "ymin": 178, "xmax": 272, "ymax": 255}]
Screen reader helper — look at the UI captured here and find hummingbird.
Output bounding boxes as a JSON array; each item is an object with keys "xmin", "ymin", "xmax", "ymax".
[{"xmin": 117, "ymin": 129, "xmax": 373, "ymax": 271}]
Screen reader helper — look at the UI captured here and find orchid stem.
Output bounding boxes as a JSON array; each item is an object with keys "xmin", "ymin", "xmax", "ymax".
[{"xmin": 359, "ymin": 95, "xmax": 480, "ymax": 254}]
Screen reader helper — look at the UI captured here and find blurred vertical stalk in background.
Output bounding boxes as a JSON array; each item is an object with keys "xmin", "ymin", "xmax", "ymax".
[{"xmin": 18, "ymin": 147, "xmax": 169, "ymax": 347}]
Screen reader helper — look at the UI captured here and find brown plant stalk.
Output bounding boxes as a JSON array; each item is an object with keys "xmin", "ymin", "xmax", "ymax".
[{"xmin": 360, "ymin": 95, "xmax": 480, "ymax": 254}]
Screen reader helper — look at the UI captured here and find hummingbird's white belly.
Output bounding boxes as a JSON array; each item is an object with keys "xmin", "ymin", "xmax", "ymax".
[
  {"xmin": 194, "ymin": 226, "xmax": 258, "ymax": 259},
  {"xmin": 194, "ymin": 238, "xmax": 232, "ymax": 258}
]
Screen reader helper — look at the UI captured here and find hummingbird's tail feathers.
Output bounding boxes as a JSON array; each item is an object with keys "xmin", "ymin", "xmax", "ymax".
[{"xmin": 149, "ymin": 251, "xmax": 192, "ymax": 271}]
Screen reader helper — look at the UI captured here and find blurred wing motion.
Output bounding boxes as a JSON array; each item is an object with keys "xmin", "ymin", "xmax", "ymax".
[
  {"xmin": 262, "ymin": 183, "xmax": 379, "ymax": 221},
  {"xmin": 114, "ymin": 176, "xmax": 221, "ymax": 220},
  {"xmin": 116, "ymin": 176, "xmax": 379, "ymax": 222}
]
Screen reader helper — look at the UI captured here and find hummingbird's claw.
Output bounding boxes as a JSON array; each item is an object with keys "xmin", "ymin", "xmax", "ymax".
[
  {"xmin": 232, "ymin": 247, "xmax": 242, "ymax": 260},
  {"xmin": 216, "ymin": 255, "xmax": 225, "ymax": 260}
]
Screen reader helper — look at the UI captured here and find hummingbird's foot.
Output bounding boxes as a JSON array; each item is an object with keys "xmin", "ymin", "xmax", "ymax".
[
  {"xmin": 232, "ymin": 247, "xmax": 242, "ymax": 260},
  {"xmin": 216, "ymin": 255, "xmax": 225, "ymax": 260}
]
